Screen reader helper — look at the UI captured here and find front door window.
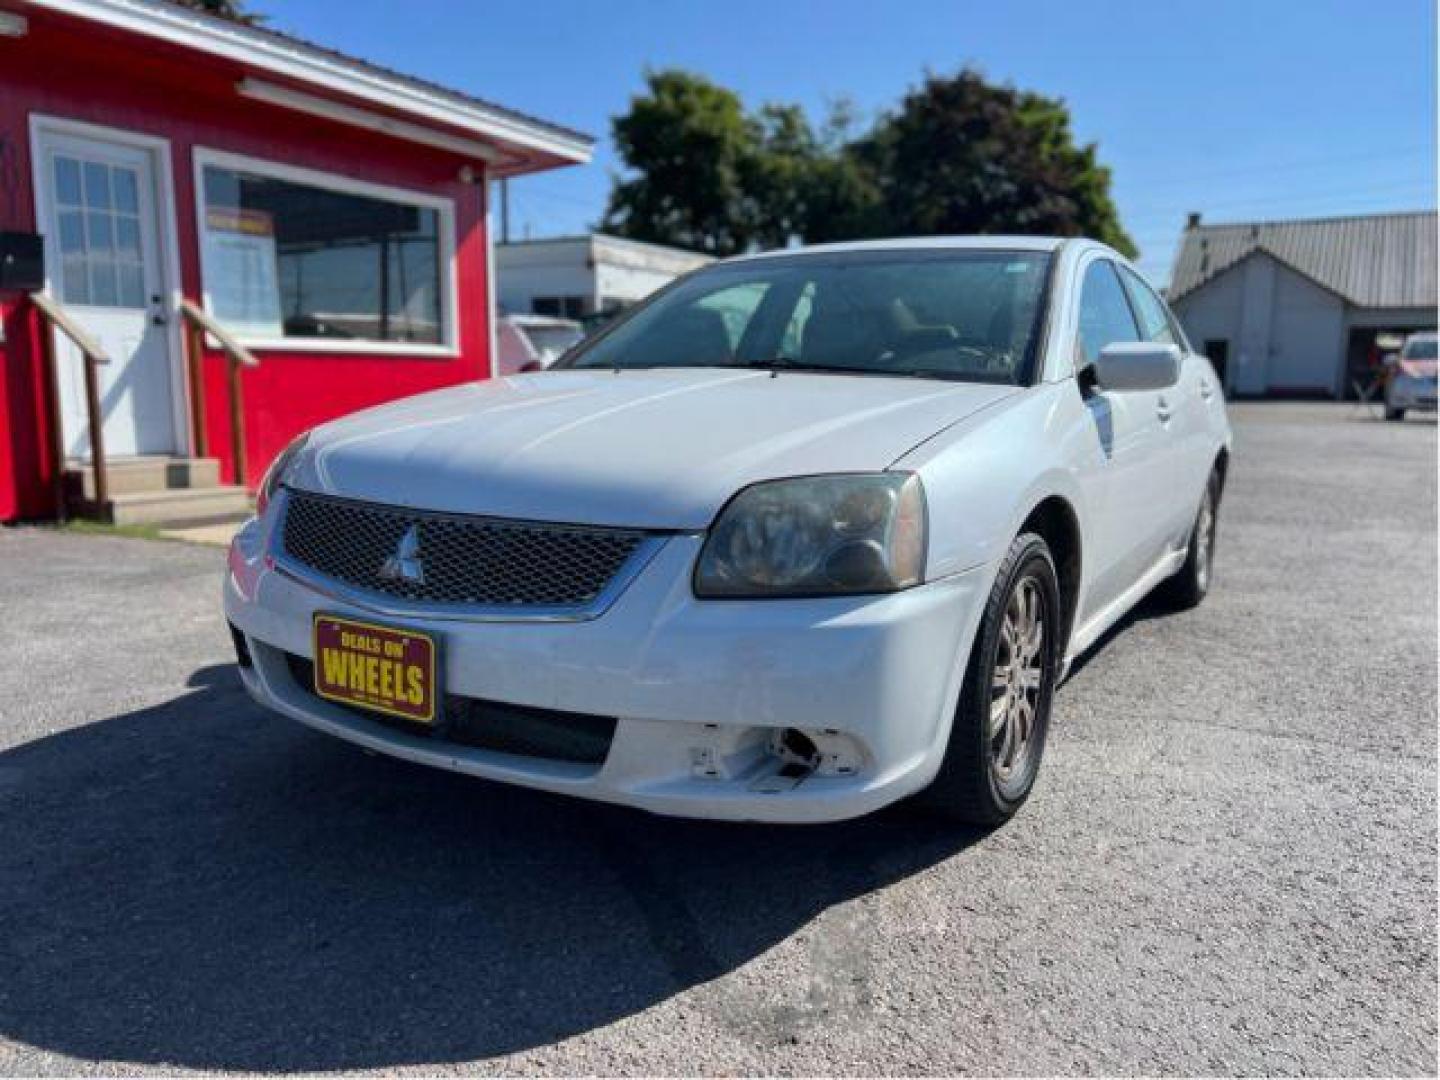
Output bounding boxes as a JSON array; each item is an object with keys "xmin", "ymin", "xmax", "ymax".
[{"xmin": 52, "ymin": 155, "xmax": 147, "ymax": 309}]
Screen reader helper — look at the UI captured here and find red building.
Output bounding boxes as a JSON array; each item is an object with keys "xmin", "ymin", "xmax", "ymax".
[{"xmin": 0, "ymin": 0, "xmax": 591, "ymax": 523}]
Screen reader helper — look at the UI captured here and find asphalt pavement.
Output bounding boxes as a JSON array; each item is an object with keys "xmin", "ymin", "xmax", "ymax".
[{"xmin": 0, "ymin": 402, "xmax": 1434, "ymax": 1076}]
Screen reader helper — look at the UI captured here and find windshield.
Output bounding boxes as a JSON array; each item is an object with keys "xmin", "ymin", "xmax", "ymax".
[
  {"xmin": 559, "ymin": 249, "xmax": 1052, "ymax": 384},
  {"xmin": 1403, "ymin": 337, "xmax": 1438, "ymax": 360}
]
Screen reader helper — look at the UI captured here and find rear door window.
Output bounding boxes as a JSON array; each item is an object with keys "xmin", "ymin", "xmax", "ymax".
[{"xmin": 1118, "ymin": 265, "xmax": 1178, "ymax": 346}]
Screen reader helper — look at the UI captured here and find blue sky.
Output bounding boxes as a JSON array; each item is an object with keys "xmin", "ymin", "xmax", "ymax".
[{"xmin": 263, "ymin": 0, "xmax": 1436, "ymax": 285}]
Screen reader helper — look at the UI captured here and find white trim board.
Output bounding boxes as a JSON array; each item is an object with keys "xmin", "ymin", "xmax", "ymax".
[{"xmin": 192, "ymin": 146, "xmax": 462, "ymax": 357}]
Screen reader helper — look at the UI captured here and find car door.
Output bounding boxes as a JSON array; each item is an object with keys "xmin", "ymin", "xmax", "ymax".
[
  {"xmin": 1073, "ymin": 257, "xmax": 1172, "ymax": 610},
  {"xmin": 1118, "ymin": 265, "xmax": 1217, "ymax": 544}
]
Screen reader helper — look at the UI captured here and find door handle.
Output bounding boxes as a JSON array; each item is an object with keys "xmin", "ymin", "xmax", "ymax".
[
  {"xmin": 1199, "ymin": 379, "xmax": 1215, "ymax": 401},
  {"xmin": 1157, "ymin": 396, "xmax": 1173, "ymax": 423}
]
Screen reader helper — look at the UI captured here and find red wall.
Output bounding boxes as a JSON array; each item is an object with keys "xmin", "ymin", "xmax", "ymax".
[{"xmin": 0, "ymin": 9, "xmax": 494, "ymax": 519}]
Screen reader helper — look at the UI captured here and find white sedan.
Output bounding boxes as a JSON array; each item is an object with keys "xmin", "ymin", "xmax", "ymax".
[{"xmin": 225, "ymin": 237, "xmax": 1231, "ymax": 826}]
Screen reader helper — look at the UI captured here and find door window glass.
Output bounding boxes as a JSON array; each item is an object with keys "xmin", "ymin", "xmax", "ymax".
[
  {"xmin": 51, "ymin": 154, "xmax": 146, "ymax": 309},
  {"xmin": 1118, "ymin": 266, "xmax": 1177, "ymax": 345},
  {"xmin": 1075, "ymin": 260, "xmax": 1140, "ymax": 367}
]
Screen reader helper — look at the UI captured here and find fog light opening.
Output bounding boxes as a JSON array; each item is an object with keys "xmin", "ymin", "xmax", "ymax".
[{"xmin": 774, "ymin": 728, "xmax": 820, "ymax": 777}]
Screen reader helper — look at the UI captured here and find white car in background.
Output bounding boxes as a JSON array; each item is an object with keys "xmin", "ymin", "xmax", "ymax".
[
  {"xmin": 494, "ymin": 313, "xmax": 586, "ymax": 375},
  {"xmin": 1385, "ymin": 331, "xmax": 1438, "ymax": 421},
  {"xmin": 226, "ymin": 237, "xmax": 1231, "ymax": 826}
]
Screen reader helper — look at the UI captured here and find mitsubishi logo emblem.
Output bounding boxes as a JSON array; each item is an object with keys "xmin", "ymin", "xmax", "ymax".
[{"xmin": 378, "ymin": 524, "xmax": 425, "ymax": 585}]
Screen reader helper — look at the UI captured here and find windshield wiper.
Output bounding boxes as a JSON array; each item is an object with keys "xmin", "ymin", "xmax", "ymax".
[{"xmin": 733, "ymin": 358, "xmax": 876, "ymax": 376}]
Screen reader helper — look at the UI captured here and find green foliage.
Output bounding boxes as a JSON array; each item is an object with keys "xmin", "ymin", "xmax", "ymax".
[
  {"xmin": 603, "ymin": 71, "xmax": 762, "ymax": 256},
  {"xmin": 603, "ymin": 68, "xmax": 1136, "ymax": 258},
  {"xmin": 170, "ymin": 0, "xmax": 265, "ymax": 25},
  {"xmin": 854, "ymin": 71, "xmax": 1136, "ymax": 256}
]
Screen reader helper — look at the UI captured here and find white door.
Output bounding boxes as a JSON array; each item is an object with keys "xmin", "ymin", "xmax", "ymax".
[
  {"xmin": 1073, "ymin": 257, "xmax": 1170, "ymax": 612},
  {"xmin": 35, "ymin": 127, "xmax": 177, "ymax": 459}
]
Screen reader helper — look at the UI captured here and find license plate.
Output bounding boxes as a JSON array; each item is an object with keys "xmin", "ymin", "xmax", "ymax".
[{"xmin": 312, "ymin": 614, "xmax": 438, "ymax": 724}]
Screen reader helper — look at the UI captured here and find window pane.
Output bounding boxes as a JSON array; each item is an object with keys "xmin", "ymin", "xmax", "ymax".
[
  {"xmin": 61, "ymin": 255, "xmax": 89, "ymax": 304},
  {"xmin": 115, "ymin": 215, "xmax": 141, "ymax": 258},
  {"xmin": 1119, "ymin": 266, "xmax": 1176, "ymax": 345},
  {"xmin": 117, "ymin": 261, "xmax": 145, "ymax": 307},
  {"xmin": 89, "ymin": 260, "xmax": 118, "ymax": 306},
  {"xmin": 54, "ymin": 157, "xmax": 82, "ymax": 207},
  {"xmin": 201, "ymin": 164, "xmax": 444, "ymax": 344},
  {"xmin": 86, "ymin": 211, "xmax": 114, "ymax": 254},
  {"xmin": 83, "ymin": 161, "xmax": 111, "ymax": 211},
  {"xmin": 1076, "ymin": 260, "xmax": 1140, "ymax": 368},
  {"xmin": 57, "ymin": 210, "xmax": 86, "ymax": 255},
  {"xmin": 112, "ymin": 167, "xmax": 139, "ymax": 214}
]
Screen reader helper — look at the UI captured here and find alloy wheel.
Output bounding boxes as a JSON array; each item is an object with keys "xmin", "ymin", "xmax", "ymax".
[
  {"xmin": 990, "ymin": 576, "xmax": 1046, "ymax": 783},
  {"xmin": 1194, "ymin": 488, "xmax": 1215, "ymax": 591}
]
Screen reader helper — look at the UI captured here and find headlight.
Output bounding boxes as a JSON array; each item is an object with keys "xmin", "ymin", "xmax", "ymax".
[
  {"xmin": 255, "ymin": 431, "xmax": 311, "ymax": 516},
  {"xmin": 694, "ymin": 473, "xmax": 927, "ymax": 597}
]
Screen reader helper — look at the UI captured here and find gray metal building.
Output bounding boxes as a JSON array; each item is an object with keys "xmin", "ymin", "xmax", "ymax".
[{"xmin": 1168, "ymin": 210, "xmax": 1437, "ymax": 397}]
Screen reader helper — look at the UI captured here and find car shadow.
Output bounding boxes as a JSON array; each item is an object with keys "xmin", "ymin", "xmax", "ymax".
[
  {"xmin": 1062, "ymin": 588, "xmax": 1175, "ymax": 683},
  {"xmin": 0, "ymin": 666, "xmax": 982, "ymax": 1072}
]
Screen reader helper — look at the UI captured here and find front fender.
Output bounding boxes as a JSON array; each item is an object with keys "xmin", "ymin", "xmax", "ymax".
[{"xmin": 897, "ymin": 382, "xmax": 1098, "ymax": 583}]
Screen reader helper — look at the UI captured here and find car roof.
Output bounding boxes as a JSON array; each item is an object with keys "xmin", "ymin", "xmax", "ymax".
[{"xmin": 720, "ymin": 235, "xmax": 1074, "ymax": 265}]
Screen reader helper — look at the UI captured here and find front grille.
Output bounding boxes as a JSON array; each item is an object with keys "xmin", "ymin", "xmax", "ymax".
[
  {"xmin": 280, "ymin": 489, "xmax": 647, "ymax": 610},
  {"xmin": 285, "ymin": 654, "xmax": 616, "ymax": 766}
]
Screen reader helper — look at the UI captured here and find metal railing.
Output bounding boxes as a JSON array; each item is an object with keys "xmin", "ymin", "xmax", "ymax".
[
  {"xmin": 179, "ymin": 299, "xmax": 259, "ymax": 487},
  {"xmin": 30, "ymin": 291, "xmax": 109, "ymax": 519}
]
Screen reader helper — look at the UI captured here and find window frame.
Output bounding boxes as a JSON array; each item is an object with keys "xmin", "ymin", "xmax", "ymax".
[{"xmin": 192, "ymin": 147, "xmax": 460, "ymax": 357}]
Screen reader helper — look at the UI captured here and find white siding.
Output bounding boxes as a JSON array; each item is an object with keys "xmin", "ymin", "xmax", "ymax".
[
  {"xmin": 1269, "ymin": 261, "xmax": 1345, "ymax": 394},
  {"xmin": 1173, "ymin": 251, "xmax": 1346, "ymax": 396}
]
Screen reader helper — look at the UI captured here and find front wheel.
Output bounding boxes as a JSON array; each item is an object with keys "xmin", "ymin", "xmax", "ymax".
[
  {"xmin": 920, "ymin": 532, "xmax": 1060, "ymax": 826},
  {"xmin": 1385, "ymin": 406, "xmax": 1406, "ymax": 421}
]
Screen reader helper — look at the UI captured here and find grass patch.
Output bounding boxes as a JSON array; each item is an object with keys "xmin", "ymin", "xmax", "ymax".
[{"xmin": 60, "ymin": 519, "xmax": 172, "ymax": 543}]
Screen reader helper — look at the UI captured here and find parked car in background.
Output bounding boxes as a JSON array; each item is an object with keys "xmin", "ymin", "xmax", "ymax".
[
  {"xmin": 226, "ymin": 237, "xmax": 1231, "ymax": 827},
  {"xmin": 1385, "ymin": 331, "xmax": 1438, "ymax": 421},
  {"xmin": 494, "ymin": 313, "xmax": 586, "ymax": 375}
]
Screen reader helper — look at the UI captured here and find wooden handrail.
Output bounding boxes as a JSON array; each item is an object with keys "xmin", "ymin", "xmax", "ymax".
[
  {"xmin": 179, "ymin": 299, "xmax": 259, "ymax": 488},
  {"xmin": 178, "ymin": 299, "xmax": 258, "ymax": 369},
  {"xmin": 30, "ymin": 291, "xmax": 110, "ymax": 520},
  {"xmin": 31, "ymin": 291, "xmax": 109, "ymax": 364}
]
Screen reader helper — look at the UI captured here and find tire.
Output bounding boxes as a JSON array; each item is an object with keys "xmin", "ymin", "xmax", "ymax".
[
  {"xmin": 1385, "ymin": 406, "xmax": 1406, "ymax": 421},
  {"xmin": 921, "ymin": 532, "xmax": 1060, "ymax": 826},
  {"xmin": 1158, "ymin": 468, "xmax": 1219, "ymax": 610}
]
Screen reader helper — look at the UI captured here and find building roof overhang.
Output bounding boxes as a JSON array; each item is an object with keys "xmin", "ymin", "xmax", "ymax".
[{"xmin": 19, "ymin": 0, "xmax": 594, "ymax": 176}]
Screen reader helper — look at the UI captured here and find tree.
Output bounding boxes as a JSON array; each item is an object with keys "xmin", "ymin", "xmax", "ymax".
[
  {"xmin": 602, "ymin": 71, "xmax": 765, "ymax": 256},
  {"xmin": 603, "ymin": 68, "xmax": 1135, "ymax": 258},
  {"xmin": 851, "ymin": 71, "xmax": 1135, "ymax": 255},
  {"xmin": 171, "ymin": 0, "xmax": 265, "ymax": 25}
]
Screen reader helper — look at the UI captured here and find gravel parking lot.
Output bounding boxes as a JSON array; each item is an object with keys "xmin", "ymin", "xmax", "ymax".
[{"xmin": 0, "ymin": 402, "xmax": 1433, "ymax": 1076}]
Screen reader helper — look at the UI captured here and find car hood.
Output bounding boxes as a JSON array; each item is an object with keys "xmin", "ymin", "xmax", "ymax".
[{"xmin": 290, "ymin": 369, "xmax": 1017, "ymax": 529}]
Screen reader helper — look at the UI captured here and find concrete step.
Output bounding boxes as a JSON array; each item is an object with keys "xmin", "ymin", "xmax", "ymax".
[
  {"xmin": 68, "ymin": 456, "xmax": 223, "ymax": 500},
  {"xmin": 108, "ymin": 486, "xmax": 253, "ymax": 527}
]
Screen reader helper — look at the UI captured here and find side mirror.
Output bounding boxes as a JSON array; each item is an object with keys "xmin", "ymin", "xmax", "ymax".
[{"xmin": 1093, "ymin": 342, "xmax": 1181, "ymax": 392}]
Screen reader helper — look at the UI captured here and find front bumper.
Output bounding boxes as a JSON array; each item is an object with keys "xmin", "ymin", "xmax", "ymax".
[
  {"xmin": 225, "ymin": 507, "xmax": 989, "ymax": 823},
  {"xmin": 1388, "ymin": 377, "xmax": 1438, "ymax": 411}
]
